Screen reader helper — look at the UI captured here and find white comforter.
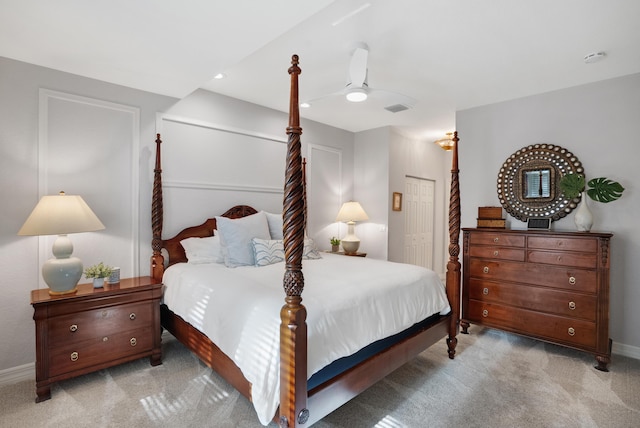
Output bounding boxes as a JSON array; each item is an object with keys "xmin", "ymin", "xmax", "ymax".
[{"xmin": 163, "ymin": 253, "xmax": 450, "ymax": 425}]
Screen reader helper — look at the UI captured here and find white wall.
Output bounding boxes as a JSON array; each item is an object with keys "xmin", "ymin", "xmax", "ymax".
[{"xmin": 457, "ymin": 73, "xmax": 640, "ymax": 355}]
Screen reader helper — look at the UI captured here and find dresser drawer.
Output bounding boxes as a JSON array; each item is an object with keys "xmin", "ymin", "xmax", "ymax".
[
  {"xmin": 469, "ymin": 246, "xmax": 525, "ymax": 261},
  {"xmin": 469, "ymin": 233, "xmax": 525, "ymax": 248},
  {"xmin": 48, "ymin": 326, "xmax": 153, "ymax": 377},
  {"xmin": 527, "ymin": 250, "xmax": 597, "ymax": 268},
  {"xmin": 467, "ymin": 278, "xmax": 597, "ymax": 320},
  {"xmin": 468, "ymin": 259, "xmax": 597, "ymax": 293},
  {"xmin": 48, "ymin": 301, "xmax": 152, "ymax": 347},
  {"xmin": 527, "ymin": 236, "xmax": 597, "ymax": 253},
  {"xmin": 466, "ymin": 301, "xmax": 597, "ymax": 349}
]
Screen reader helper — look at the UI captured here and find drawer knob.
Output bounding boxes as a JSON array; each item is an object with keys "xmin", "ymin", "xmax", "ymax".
[
  {"xmin": 69, "ymin": 324, "xmax": 78, "ymax": 333},
  {"xmin": 568, "ymin": 301, "xmax": 576, "ymax": 310},
  {"xmin": 482, "ymin": 309, "xmax": 489, "ymax": 317},
  {"xmin": 70, "ymin": 352, "xmax": 79, "ymax": 362},
  {"xmin": 568, "ymin": 276, "xmax": 576, "ymax": 285},
  {"xmin": 493, "ymin": 250, "xmax": 499, "ymax": 257},
  {"xmin": 483, "ymin": 287, "xmax": 489, "ymax": 295},
  {"xmin": 493, "ymin": 237, "xmax": 499, "ymax": 243},
  {"xmin": 129, "ymin": 313, "xmax": 136, "ymax": 320},
  {"xmin": 483, "ymin": 266, "xmax": 490, "ymax": 274},
  {"xmin": 130, "ymin": 337, "xmax": 137, "ymax": 347},
  {"xmin": 568, "ymin": 327, "xmax": 575, "ymax": 336},
  {"xmin": 103, "ymin": 336, "xmax": 109, "ymax": 342},
  {"xmin": 102, "ymin": 310, "xmax": 108, "ymax": 318}
]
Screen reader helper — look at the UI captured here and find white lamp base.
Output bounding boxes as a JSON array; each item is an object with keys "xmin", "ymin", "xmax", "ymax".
[
  {"xmin": 341, "ymin": 221, "xmax": 361, "ymax": 255},
  {"xmin": 42, "ymin": 235, "xmax": 82, "ymax": 295}
]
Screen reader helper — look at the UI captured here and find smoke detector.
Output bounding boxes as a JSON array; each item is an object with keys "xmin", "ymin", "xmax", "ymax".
[{"xmin": 584, "ymin": 52, "xmax": 606, "ymax": 64}]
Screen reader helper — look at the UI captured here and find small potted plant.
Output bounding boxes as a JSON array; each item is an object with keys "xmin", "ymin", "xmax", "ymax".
[
  {"xmin": 559, "ymin": 174, "xmax": 625, "ymax": 231},
  {"xmin": 330, "ymin": 237, "xmax": 340, "ymax": 252},
  {"xmin": 84, "ymin": 262, "xmax": 114, "ymax": 288}
]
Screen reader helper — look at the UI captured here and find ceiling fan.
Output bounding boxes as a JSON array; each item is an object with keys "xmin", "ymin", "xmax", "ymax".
[{"xmin": 302, "ymin": 42, "xmax": 417, "ymax": 113}]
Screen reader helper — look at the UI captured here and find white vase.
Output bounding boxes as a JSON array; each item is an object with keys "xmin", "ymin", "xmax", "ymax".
[
  {"xmin": 93, "ymin": 277, "xmax": 105, "ymax": 288},
  {"xmin": 574, "ymin": 192, "xmax": 593, "ymax": 232}
]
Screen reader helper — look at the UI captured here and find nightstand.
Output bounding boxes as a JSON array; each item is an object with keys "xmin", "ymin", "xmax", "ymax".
[
  {"xmin": 334, "ymin": 251, "xmax": 367, "ymax": 257},
  {"xmin": 31, "ymin": 276, "xmax": 163, "ymax": 402}
]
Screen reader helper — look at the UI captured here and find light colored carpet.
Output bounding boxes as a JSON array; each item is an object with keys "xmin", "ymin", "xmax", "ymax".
[{"xmin": 1, "ymin": 327, "xmax": 638, "ymax": 427}]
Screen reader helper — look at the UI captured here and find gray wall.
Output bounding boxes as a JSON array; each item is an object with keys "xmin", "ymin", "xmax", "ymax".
[{"xmin": 457, "ymin": 73, "xmax": 640, "ymax": 355}]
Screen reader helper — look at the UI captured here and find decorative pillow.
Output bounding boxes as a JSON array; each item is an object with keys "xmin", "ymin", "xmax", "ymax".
[
  {"xmin": 180, "ymin": 235, "xmax": 223, "ymax": 264},
  {"xmin": 215, "ymin": 211, "xmax": 270, "ymax": 267},
  {"xmin": 303, "ymin": 238, "xmax": 322, "ymax": 260},
  {"xmin": 262, "ymin": 211, "xmax": 284, "ymax": 240},
  {"xmin": 252, "ymin": 238, "xmax": 285, "ymax": 267}
]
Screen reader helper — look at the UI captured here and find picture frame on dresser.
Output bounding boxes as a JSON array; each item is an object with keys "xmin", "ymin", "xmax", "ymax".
[{"xmin": 460, "ymin": 228, "xmax": 613, "ymax": 371}]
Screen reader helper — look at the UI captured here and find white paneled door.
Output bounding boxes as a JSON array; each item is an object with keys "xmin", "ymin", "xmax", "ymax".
[{"xmin": 403, "ymin": 176, "xmax": 435, "ymax": 269}]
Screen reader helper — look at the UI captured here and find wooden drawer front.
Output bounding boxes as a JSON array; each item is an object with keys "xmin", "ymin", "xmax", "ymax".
[
  {"xmin": 468, "ymin": 279, "xmax": 597, "ymax": 320},
  {"xmin": 48, "ymin": 326, "xmax": 153, "ymax": 377},
  {"xmin": 469, "ymin": 246, "xmax": 525, "ymax": 261},
  {"xmin": 468, "ymin": 259, "xmax": 597, "ymax": 293},
  {"xmin": 48, "ymin": 302, "xmax": 152, "ymax": 346},
  {"xmin": 527, "ymin": 250, "xmax": 597, "ymax": 268},
  {"xmin": 466, "ymin": 301, "xmax": 596, "ymax": 349},
  {"xmin": 527, "ymin": 236, "xmax": 597, "ymax": 253},
  {"xmin": 469, "ymin": 233, "xmax": 525, "ymax": 248}
]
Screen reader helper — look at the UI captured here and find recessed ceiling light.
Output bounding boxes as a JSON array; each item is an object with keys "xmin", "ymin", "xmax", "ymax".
[
  {"xmin": 213, "ymin": 73, "xmax": 226, "ymax": 79},
  {"xmin": 584, "ymin": 52, "xmax": 605, "ymax": 64}
]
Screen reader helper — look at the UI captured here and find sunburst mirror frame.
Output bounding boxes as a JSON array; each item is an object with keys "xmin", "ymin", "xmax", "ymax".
[{"xmin": 497, "ymin": 144, "xmax": 584, "ymax": 222}]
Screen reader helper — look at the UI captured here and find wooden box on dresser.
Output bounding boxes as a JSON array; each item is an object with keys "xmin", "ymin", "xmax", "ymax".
[
  {"xmin": 461, "ymin": 228, "xmax": 613, "ymax": 371},
  {"xmin": 30, "ymin": 276, "xmax": 163, "ymax": 402}
]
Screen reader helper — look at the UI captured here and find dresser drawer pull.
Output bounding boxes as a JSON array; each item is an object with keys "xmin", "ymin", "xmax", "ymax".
[
  {"xmin": 568, "ymin": 301, "xmax": 576, "ymax": 310},
  {"xmin": 103, "ymin": 336, "xmax": 109, "ymax": 342},
  {"xmin": 483, "ymin": 287, "xmax": 489, "ymax": 295},
  {"xmin": 482, "ymin": 309, "xmax": 489, "ymax": 317},
  {"xmin": 568, "ymin": 276, "xmax": 576, "ymax": 285},
  {"xmin": 493, "ymin": 250, "xmax": 499, "ymax": 256},
  {"xmin": 568, "ymin": 327, "xmax": 575, "ymax": 336},
  {"xmin": 69, "ymin": 324, "xmax": 78, "ymax": 332},
  {"xmin": 130, "ymin": 338, "xmax": 137, "ymax": 347},
  {"xmin": 102, "ymin": 310, "xmax": 108, "ymax": 318},
  {"xmin": 70, "ymin": 352, "xmax": 79, "ymax": 362},
  {"xmin": 493, "ymin": 237, "xmax": 499, "ymax": 243},
  {"xmin": 483, "ymin": 266, "xmax": 490, "ymax": 274},
  {"xmin": 129, "ymin": 313, "xmax": 136, "ymax": 320}
]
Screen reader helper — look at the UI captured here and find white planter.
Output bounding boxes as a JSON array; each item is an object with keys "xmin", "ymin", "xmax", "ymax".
[
  {"xmin": 574, "ymin": 192, "xmax": 593, "ymax": 232},
  {"xmin": 93, "ymin": 277, "xmax": 105, "ymax": 288}
]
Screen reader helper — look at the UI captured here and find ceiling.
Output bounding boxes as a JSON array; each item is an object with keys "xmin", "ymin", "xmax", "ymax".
[{"xmin": 2, "ymin": 0, "xmax": 639, "ymax": 140}]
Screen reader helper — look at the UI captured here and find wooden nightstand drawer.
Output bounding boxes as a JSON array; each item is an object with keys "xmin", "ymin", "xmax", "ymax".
[
  {"xmin": 468, "ymin": 278, "xmax": 597, "ymax": 320},
  {"xmin": 49, "ymin": 326, "xmax": 153, "ymax": 377},
  {"xmin": 48, "ymin": 301, "xmax": 152, "ymax": 346}
]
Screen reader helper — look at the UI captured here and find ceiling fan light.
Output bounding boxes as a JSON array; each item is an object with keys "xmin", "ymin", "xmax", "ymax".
[{"xmin": 346, "ymin": 87, "xmax": 367, "ymax": 102}]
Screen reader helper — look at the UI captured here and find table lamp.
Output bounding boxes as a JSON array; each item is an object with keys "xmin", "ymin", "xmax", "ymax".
[
  {"xmin": 18, "ymin": 191, "xmax": 105, "ymax": 295},
  {"xmin": 335, "ymin": 201, "xmax": 369, "ymax": 254}
]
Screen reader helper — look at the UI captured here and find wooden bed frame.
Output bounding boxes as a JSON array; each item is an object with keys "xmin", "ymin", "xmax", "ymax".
[{"xmin": 150, "ymin": 55, "xmax": 461, "ymax": 427}]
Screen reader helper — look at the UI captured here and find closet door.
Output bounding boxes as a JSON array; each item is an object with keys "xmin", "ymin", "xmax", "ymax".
[{"xmin": 403, "ymin": 176, "xmax": 435, "ymax": 269}]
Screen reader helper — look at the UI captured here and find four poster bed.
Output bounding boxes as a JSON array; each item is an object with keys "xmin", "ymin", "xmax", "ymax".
[{"xmin": 150, "ymin": 55, "xmax": 462, "ymax": 427}]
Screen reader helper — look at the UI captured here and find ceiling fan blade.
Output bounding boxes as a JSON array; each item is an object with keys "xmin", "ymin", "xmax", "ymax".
[{"xmin": 348, "ymin": 46, "xmax": 368, "ymax": 88}]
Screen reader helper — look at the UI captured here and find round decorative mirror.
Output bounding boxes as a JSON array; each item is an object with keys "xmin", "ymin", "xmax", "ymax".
[{"xmin": 497, "ymin": 144, "xmax": 584, "ymax": 222}]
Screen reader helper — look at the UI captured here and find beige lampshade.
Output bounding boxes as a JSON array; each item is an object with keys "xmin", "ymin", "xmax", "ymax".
[
  {"xmin": 18, "ymin": 191, "xmax": 105, "ymax": 236},
  {"xmin": 335, "ymin": 201, "xmax": 369, "ymax": 223}
]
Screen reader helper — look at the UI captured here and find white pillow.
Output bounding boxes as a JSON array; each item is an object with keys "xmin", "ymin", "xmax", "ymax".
[
  {"xmin": 252, "ymin": 238, "xmax": 285, "ymax": 267},
  {"xmin": 216, "ymin": 211, "xmax": 271, "ymax": 267},
  {"xmin": 262, "ymin": 211, "xmax": 284, "ymax": 240},
  {"xmin": 180, "ymin": 235, "xmax": 223, "ymax": 264},
  {"xmin": 303, "ymin": 238, "xmax": 322, "ymax": 260}
]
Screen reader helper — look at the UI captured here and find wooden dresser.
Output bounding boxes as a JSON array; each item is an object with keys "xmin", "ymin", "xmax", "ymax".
[
  {"xmin": 461, "ymin": 228, "xmax": 612, "ymax": 370},
  {"xmin": 31, "ymin": 276, "xmax": 163, "ymax": 402}
]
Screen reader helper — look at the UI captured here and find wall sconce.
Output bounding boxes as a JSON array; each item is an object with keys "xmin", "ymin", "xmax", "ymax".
[{"xmin": 18, "ymin": 191, "xmax": 105, "ymax": 295}]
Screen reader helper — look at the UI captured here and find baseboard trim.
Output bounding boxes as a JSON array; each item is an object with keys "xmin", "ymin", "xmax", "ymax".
[
  {"xmin": 612, "ymin": 341, "xmax": 640, "ymax": 360},
  {"xmin": 0, "ymin": 362, "xmax": 34, "ymax": 387}
]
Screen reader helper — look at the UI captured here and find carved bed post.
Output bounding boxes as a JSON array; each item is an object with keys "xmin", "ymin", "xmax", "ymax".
[
  {"xmin": 279, "ymin": 55, "xmax": 308, "ymax": 428},
  {"xmin": 150, "ymin": 134, "xmax": 165, "ymax": 282},
  {"xmin": 446, "ymin": 131, "xmax": 461, "ymax": 359}
]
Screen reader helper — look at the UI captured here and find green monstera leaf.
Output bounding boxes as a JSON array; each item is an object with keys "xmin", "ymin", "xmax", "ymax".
[
  {"xmin": 586, "ymin": 177, "xmax": 625, "ymax": 203},
  {"xmin": 558, "ymin": 174, "xmax": 585, "ymax": 199}
]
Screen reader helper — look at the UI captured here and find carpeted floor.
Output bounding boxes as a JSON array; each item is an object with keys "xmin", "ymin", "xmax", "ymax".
[{"xmin": 1, "ymin": 327, "xmax": 639, "ymax": 427}]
